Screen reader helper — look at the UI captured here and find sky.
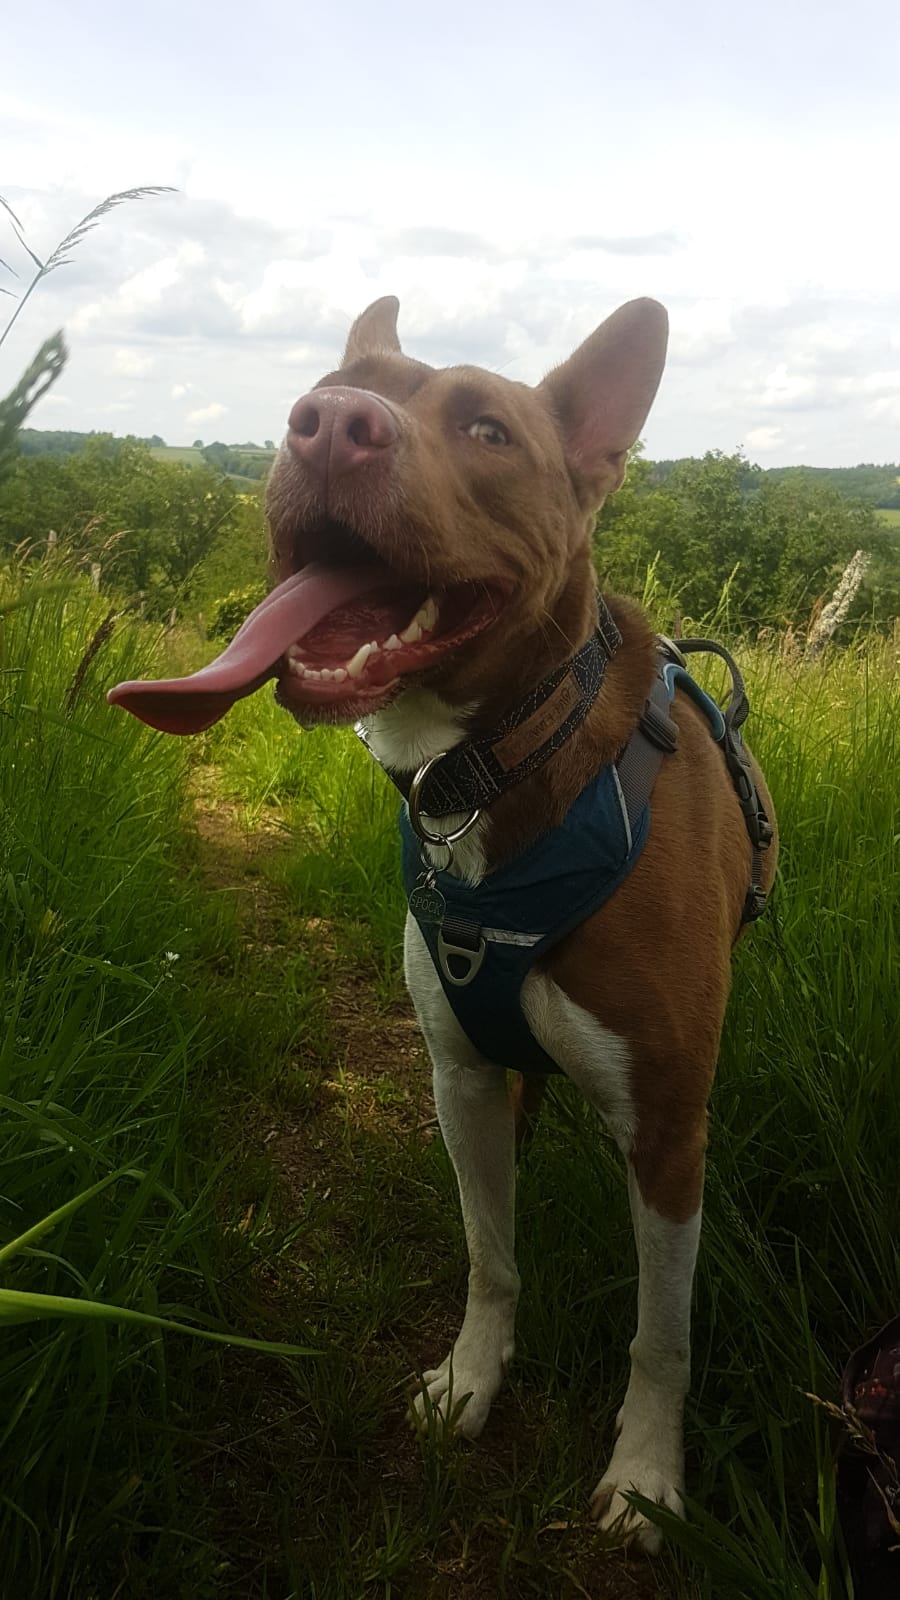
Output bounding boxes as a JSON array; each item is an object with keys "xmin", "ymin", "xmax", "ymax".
[{"xmin": 3, "ymin": 0, "xmax": 899, "ymax": 467}]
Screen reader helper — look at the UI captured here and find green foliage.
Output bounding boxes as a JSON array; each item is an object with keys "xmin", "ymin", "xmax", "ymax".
[
  {"xmin": 0, "ymin": 559, "xmax": 314, "ymax": 1594},
  {"xmin": 764, "ymin": 459, "xmax": 900, "ymax": 509},
  {"xmin": 0, "ymin": 335, "xmax": 68, "ymax": 484},
  {"xmin": 596, "ymin": 449, "xmax": 897, "ymax": 630},
  {"xmin": 19, "ymin": 426, "xmax": 166, "ymax": 455},
  {"xmin": 0, "ymin": 436, "xmax": 259, "ymax": 618},
  {"xmin": 655, "ymin": 455, "xmax": 900, "ymax": 509},
  {"xmin": 209, "ymin": 580, "xmax": 268, "ymax": 639},
  {"xmin": 191, "ymin": 490, "xmax": 269, "ymax": 614}
]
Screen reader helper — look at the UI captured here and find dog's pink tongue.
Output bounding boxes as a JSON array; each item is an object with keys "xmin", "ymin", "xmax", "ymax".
[{"xmin": 107, "ymin": 564, "xmax": 390, "ymax": 735}]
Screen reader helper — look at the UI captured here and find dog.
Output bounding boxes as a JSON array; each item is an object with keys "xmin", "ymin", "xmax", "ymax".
[{"xmin": 110, "ymin": 294, "xmax": 778, "ymax": 1550}]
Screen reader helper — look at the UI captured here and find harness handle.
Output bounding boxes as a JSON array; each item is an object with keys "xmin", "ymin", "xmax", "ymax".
[
  {"xmin": 674, "ymin": 636, "xmax": 750, "ymax": 734},
  {"xmin": 674, "ymin": 636, "xmax": 773, "ymax": 921}
]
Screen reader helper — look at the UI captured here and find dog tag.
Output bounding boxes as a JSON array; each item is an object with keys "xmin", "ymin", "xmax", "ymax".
[{"xmin": 408, "ymin": 882, "xmax": 446, "ymax": 924}]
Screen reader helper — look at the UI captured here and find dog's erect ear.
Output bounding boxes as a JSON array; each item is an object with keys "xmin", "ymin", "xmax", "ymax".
[
  {"xmin": 540, "ymin": 298, "xmax": 668, "ymax": 504},
  {"xmin": 343, "ymin": 296, "xmax": 402, "ymax": 365}
]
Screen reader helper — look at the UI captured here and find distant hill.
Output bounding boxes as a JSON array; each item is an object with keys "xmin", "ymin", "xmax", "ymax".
[
  {"xmin": 19, "ymin": 428, "xmax": 166, "ymax": 456},
  {"xmin": 19, "ymin": 430, "xmax": 276, "ymax": 484},
  {"xmin": 652, "ymin": 457, "xmax": 900, "ymax": 510}
]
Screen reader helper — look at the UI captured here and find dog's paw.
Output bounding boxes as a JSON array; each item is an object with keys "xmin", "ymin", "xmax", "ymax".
[
  {"xmin": 590, "ymin": 1451, "xmax": 684, "ymax": 1554},
  {"xmin": 411, "ymin": 1346, "xmax": 507, "ymax": 1439}
]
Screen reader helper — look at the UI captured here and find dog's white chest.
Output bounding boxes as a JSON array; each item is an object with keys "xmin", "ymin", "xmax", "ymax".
[{"xmin": 364, "ymin": 690, "xmax": 488, "ymax": 885}]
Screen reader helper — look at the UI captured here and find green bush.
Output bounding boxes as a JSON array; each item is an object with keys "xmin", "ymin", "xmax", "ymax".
[{"xmin": 209, "ymin": 579, "xmax": 268, "ymax": 639}]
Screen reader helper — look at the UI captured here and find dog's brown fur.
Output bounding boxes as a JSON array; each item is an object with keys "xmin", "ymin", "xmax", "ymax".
[{"xmin": 267, "ymin": 296, "xmax": 777, "ymax": 1232}]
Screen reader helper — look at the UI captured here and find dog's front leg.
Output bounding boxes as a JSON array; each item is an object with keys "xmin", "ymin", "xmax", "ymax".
[
  {"xmin": 406, "ymin": 918, "xmax": 519, "ymax": 1438},
  {"xmin": 590, "ymin": 1162, "xmax": 700, "ymax": 1551},
  {"xmin": 522, "ymin": 974, "xmax": 701, "ymax": 1551}
]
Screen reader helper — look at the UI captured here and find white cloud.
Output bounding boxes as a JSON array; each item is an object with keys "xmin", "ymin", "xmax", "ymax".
[
  {"xmin": 111, "ymin": 348, "xmax": 154, "ymax": 377},
  {"xmin": 745, "ymin": 426, "xmax": 784, "ymax": 453},
  {"xmin": 754, "ymin": 365, "xmax": 821, "ymax": 411},
  {"xmin": 186, "ymin": 402, "xmax": 227, "ymax": 424}
]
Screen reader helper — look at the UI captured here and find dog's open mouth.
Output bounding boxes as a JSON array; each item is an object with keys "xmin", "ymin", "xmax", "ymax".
[{"xmin": 107, "ymin": 553, "xmax": 503, "ymax": 735}]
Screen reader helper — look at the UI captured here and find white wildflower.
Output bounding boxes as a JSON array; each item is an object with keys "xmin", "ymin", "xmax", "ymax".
[{"xmin": 805, "ymin": 550, "xmax": 870, "ymax": 659}]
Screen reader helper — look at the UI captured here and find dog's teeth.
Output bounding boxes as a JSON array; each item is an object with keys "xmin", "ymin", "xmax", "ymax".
[
  {"xmin": 288, "ymin": 658, "xmax": 306, "ymax": 677},
  {"xmin": 331, "ymin": 667, "xmax": 348, "ymax": 682},
  {"xmin": 384, "ymin": 634, "xmax": 403, "ymax": 652},
  {"xmin": 400, "ymin": 595, "xmax": 438, "ymax": 644},
  {"xmin": 345, "ymin": 642, "xmax": 374, "ymax": 679},
  {"xmin": 303, "ymin": 667, "xmax": 322, "ymax": 681}
]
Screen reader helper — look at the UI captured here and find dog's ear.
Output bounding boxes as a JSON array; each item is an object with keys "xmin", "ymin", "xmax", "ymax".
[
  {"xmin": 540, "ymin": 298, "xmax": 668, "ymax": 505},
  {"xmin": 343, "ymin": 296, "xmax": 402, "ymax": 364}
]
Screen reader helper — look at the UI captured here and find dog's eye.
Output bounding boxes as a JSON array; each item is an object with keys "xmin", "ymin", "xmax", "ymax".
[{"xmin": 466, "ymin": 417, "xmax": 511, "ymax": 447}]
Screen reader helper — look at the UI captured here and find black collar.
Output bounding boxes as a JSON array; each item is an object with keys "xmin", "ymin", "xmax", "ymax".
[{"xmin": 356, "ymin": 596, "xmax": 622, "ymax": 818}]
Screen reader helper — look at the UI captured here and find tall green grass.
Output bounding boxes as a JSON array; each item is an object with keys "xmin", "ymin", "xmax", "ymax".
[{"xmin": 0, "ymin": 565, "xmax": 310, "ymax": 1597}]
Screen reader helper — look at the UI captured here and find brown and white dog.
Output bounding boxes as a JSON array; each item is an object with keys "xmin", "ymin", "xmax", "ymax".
[
  {"xmin": 111, "ymin": 294, "xmax": 777, "ymax": 1550},
  {"xmin": 267, "ymin": 295, "xmax": 779, "ymax": 1549}
]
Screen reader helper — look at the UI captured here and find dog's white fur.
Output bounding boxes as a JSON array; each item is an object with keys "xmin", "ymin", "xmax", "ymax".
[{"xmin": 366, "ymin": 694, "xmax": 698, "ymax": 1550}]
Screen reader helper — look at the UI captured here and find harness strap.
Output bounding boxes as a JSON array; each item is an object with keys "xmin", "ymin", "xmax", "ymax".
[
  {"xmin": 615, "ymin": 670, "xmax": 679, "ymax": 832},
  {"xmin": 673, "ymin": 636, "xmax": 774, "ymax": 922},
  {"xmin": 614, "ymin": 636, "xmax": 773, "ymax": 924}
]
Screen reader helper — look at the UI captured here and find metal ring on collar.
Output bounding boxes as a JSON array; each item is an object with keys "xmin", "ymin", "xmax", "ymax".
[{"xmin": 408, "ymin": 752, "xmax": 480, "ymax": 845}]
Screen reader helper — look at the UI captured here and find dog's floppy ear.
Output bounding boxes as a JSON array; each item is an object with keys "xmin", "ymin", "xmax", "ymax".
[
  {"xmin": 540, "ymin": 298, "xmax": 668, "ymax": 505},
  {"xmin": 343, "ymin": 295, "xmax": 402, "ymax": 364}
]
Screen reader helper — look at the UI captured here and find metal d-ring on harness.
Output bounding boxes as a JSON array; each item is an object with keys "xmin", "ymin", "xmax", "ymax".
[
  {"xmin": 620, "ymin": 634, "xmax": 774, "ymax": 924},
  {"xmin": 407, "ymin": 757, "xmax": 486, "ymax": 986}
]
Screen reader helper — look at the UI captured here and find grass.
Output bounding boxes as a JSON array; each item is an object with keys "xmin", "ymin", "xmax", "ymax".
[
  {"xmin": 150, "ymin": 443, "xmax": 276, "ymax": 486},
  {"xmin": 0, "ymin": 562, "xmax": 315, "ymax": 1597},
  {"xmin": 876, "ymin": 507, "xmax": 900, "ymax": 526},
  {"xmin": 2, "ymin": 559, "xmax": 897, "ymax": 1596},
  {"xmin": 150, "ymin": 444, "xmax": 206, "ymax": 466}
]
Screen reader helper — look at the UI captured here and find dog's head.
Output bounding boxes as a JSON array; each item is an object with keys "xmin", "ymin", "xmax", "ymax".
[
  {"xmin": 107, "ymin": 298, "xmax": 666, "ymax": 737},
  {"xmin": 264, "ymin": 295, "xmax": 667, "ymax": 724}
]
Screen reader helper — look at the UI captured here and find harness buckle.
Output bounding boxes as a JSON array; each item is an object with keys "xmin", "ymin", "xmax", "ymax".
[
  {"xmin": 638, "ymin": 697, "xmax": 678, "ymax": 753},
  {"xmin": 438, "ymin": 927, "xmax": 487, "ymax": 987},
  {"xmin": 743, "ymin": 886, "xmax": 768, "ymax": 922}
]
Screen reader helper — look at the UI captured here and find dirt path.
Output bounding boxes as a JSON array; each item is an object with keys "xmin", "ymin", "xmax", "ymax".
[{"xmin": 189, "ymin": 773, "xmax": 673, "ymax": 1600}]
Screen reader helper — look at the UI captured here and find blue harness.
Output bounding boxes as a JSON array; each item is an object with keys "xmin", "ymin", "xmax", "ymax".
[{"xmin": 399, "ymin": 661, "xmax": 727, "ymax": 1075}]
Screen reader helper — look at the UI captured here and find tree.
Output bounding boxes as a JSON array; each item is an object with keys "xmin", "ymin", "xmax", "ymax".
[
  {"xmin": 0, "ymin": 436, "xmax": 243, "ymax": 617},
  {"xmin": 594, "ymin": 449, "xmax": 895, "ymax": 632},
  {"xmin": 192, "ymin": 439, "xmax": 203, "ymax": 449}
]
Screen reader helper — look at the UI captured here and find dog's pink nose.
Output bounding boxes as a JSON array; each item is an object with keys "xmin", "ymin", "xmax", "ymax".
[{"xmin": 286, "ymin": 387, "xmax": 398, "ymax": 481}]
